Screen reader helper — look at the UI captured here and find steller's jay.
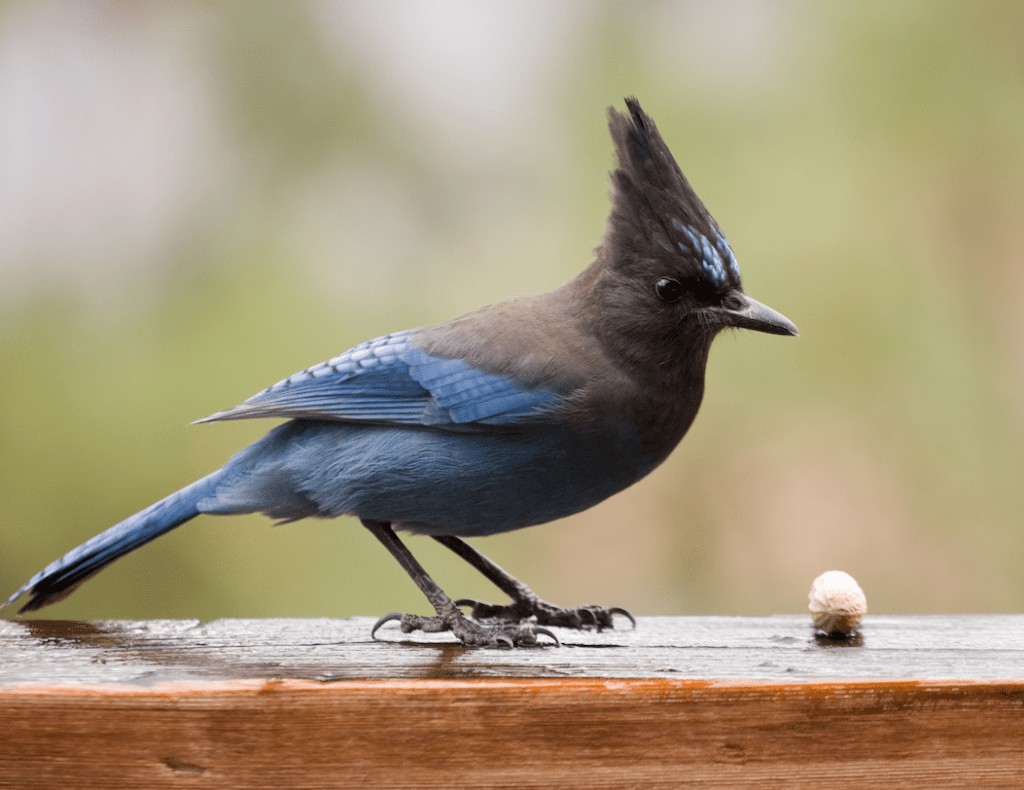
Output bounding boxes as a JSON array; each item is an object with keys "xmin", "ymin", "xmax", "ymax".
[{"xmin": 4, "ymin": 98, "xmax": 797, "ymax": 647}]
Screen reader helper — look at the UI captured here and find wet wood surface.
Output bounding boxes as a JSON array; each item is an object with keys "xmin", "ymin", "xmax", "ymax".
[{"xmin": 1, "ymin": 615, "xmax": 1022, "ymax": 788}]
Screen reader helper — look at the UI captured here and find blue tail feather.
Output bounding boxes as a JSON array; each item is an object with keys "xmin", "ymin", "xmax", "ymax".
[{"xmin": 3, "ymin": 470, "xmax": 225, "ymax": 614}]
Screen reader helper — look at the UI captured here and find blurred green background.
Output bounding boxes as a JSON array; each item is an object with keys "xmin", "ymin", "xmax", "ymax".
[{"xmin": 1, "ymin": 1, "xmax": 1022, "ymax": 622}]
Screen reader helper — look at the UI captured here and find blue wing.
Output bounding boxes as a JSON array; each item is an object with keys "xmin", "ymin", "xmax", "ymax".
[{"xmin": 195, "ymin": 330, "xmax": 563, "ymax": 429}]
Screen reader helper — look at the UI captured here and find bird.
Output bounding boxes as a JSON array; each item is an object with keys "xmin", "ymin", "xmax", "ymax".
[{"xmin": 4, "ymin": 98, "xmax": 797, "ymax": 647}]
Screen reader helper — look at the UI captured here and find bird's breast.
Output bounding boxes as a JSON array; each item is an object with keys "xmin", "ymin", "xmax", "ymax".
[{"xmin": 279, "ymin": 418, "xmax": 662, "ymax": 538}]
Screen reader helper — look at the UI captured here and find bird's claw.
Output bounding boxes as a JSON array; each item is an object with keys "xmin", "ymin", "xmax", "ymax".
[
  {"xmin": 371, "ymin": 609, "xmax": 559, "ymax": 648},
  {"xmin": 604, "ymin": 607, "xmax": 638, "ymax": 630},
  {"xmin": 455, "ymin": 597, "xmax": 636, "ymax": 632}
]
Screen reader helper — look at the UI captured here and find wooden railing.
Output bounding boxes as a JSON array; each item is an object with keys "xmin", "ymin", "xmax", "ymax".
[{"xmin": 1, "ymin": 615, "xmax": 1021, "ymax": 788}]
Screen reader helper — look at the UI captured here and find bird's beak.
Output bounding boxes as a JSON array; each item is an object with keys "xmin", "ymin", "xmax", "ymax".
[{"xmin": 722, "ymin": 293, "xmax": 799, "ymax": 336}]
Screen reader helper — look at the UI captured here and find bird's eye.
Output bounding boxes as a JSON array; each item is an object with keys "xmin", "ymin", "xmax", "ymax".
[{"xmin": 655, "ymin": 277, "xmax": 684, "ymax": 303}]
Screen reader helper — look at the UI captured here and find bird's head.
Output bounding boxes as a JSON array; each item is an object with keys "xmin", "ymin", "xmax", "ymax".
[{"xmin": 590, "ymin": 98, "xmax": 797, "ymax": 378}]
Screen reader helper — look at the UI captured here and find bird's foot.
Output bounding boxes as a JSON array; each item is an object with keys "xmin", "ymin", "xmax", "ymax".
[
  {"xmin": 371, "ymin": 604, "xmax": 559, "ymax": 648},
  {"xmin": 455, "ymin": 594, "xmax": 636, "ymax": 632}
]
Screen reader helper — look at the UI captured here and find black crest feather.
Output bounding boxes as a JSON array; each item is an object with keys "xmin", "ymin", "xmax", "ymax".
[{"xmin": 604, "ymin": 97, "xmax": 740, "ymax": 291}]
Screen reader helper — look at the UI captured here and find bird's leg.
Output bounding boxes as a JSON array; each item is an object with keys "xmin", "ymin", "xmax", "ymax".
[
  {"xmin": 362, "ymin": 520, "xmax": 558, "ymax": 647},
  {"xmin": 433, "ymin": 535, "xmax": 635, "ymax": 632}
]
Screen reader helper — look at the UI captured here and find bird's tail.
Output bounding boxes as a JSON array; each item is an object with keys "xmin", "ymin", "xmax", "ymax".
[{"xmin": 3, "ymin": 469, "xmax": 226, "ymax": 614}]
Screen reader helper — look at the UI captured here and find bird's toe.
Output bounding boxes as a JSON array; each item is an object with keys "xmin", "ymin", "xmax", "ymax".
[{"xmin": 370, "ymin": 607, "xmax": 558, "ymax": 648}]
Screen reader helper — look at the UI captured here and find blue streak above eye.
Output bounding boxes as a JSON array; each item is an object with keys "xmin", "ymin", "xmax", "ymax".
[
  {"xmin": 671, "ymin": 218, "xmax": 738, "ymax": 288},
  {"xmin": 716, "ymin": 234, "xmax": 740, "ymax": 279}
]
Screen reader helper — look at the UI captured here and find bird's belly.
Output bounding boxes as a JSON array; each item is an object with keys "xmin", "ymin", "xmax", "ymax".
[{"xmin": 282, "ymin": 420, "xmax": 652, "ymax": 537}]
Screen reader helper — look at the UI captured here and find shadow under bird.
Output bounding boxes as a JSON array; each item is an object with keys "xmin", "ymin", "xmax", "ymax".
[{"xmin": 5, "ymin": 98, "xmax": 797, "ymax": 647}]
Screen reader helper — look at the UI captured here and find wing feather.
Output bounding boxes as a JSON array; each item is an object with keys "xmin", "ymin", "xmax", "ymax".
[{"xmin": 195, "ymin": 331, "xmax": 561, "ymax": 429}]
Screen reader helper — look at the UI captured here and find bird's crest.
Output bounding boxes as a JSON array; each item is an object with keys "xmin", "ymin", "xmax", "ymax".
[{"xmin": 605, "ymin": 98, "xmax": 741, "ymax": 291}]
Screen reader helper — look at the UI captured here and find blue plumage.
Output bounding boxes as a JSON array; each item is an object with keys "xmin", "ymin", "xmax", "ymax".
[
  {"xmin": 5, "ymin": 98, "xmax": 797, "ymax": 647},
  {"xmin": 9, "ymin": 472, "xmax": 226, "ymax": 609},
  {"xmin": 196, "ymin": 331, "xmax": 561, "ymax": 428}
]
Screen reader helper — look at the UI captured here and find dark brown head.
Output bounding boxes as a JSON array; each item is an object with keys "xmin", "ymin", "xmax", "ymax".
[{"xmin": 589, "ymin": 98, "xmax": 797, "ymax": 378}]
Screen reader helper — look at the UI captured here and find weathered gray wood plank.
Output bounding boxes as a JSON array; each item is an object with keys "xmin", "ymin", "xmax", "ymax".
[
  {"xmin": 2, "ymin": 616, "xmax": 1022, "ymax": 789},
  {"xmin": 1, "ymin": 615, "xmax": 1021, "ymax": 685}
]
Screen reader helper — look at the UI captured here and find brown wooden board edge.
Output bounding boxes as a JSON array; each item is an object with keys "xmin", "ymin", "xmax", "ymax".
[{"xmin": 2, "ymin": 676, "xmax": 1023, "ymax": 696}]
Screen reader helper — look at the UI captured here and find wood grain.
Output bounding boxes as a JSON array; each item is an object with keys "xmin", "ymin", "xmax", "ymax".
[{"xmin": 1, "ymin": 616, "xmax": 1022, "ymax": 788}]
